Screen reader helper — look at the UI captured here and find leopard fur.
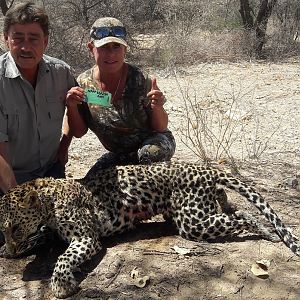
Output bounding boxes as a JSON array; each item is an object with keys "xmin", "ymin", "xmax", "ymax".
[{"xmin": 0, "ymin": 162, "xmax": 299, "ymax": 298}]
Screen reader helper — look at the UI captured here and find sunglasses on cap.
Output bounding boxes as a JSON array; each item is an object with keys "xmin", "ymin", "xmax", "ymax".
[{"xmin": 90, "ymin": 26, "xmax": 126, "ymax": 40}]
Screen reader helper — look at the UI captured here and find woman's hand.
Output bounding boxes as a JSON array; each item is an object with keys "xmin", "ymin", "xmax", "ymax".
[
  {"xmin": 146, "ymin": 78, "xmax": 165, "ymax": 110},
  {"xmin": 65, "ymin": 87, "xmax": 85, "ymax": 107},
  {"xmin": 147, "ymin": 78, "xmax": 168, "ymax": 132}
]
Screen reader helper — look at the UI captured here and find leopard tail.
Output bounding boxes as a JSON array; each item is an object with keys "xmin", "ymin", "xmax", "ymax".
[{"xmin": 215, "ymin": 170, "xmax": 300, "ymax": 255}]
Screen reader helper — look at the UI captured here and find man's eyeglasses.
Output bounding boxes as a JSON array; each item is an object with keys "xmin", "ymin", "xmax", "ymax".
[{"xmin": 90, "ymin": 26, "xmax": 126, "ymax": 40}]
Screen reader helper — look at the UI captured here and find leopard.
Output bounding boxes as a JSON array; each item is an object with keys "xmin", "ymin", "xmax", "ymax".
[{"xmin": 0, "ymin": 161, "xmax": 299, "ymax": 299}]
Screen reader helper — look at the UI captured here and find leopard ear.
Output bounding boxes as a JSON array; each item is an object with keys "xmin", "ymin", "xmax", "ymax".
[{"xmin": 19, "ymin": 191, "xmax": 41, "ymax": 209}]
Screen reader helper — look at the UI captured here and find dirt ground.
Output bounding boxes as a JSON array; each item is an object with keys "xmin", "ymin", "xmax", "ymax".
[{"xmin": 0, "ymin": 61, "xmax": 300, "ymax": 300}]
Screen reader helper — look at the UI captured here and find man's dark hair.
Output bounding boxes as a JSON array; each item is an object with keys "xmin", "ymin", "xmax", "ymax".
[{"xmin": 3, "ymin": 1, "xmax": 49, "ymax": 35}]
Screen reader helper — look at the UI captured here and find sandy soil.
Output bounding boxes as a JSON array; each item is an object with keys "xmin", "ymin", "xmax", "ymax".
[{"xmin": 0, "ymin": 61, "xmax": 299, "ymax": 300}]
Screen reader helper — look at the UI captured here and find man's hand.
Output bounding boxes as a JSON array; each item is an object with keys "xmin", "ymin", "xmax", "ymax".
[{"xmin": 0, "ymin": 143, "xmax": 17, "ymax": 193}]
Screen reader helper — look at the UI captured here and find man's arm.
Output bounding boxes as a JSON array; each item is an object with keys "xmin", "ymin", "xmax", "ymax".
[{"xmin": 0, "ymin": 142, "xmax": 17, "ymax": 193}]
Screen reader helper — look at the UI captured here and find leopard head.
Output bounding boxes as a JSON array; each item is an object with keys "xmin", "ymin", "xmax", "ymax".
[{"xmin": 0, "ymin": 185, "xmax": 44, "ymax": 257}]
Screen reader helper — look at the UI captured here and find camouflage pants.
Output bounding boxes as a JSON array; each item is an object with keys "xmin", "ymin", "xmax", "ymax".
[{"xmin": 84, "ymin": 131, "xmax": 176, "ymax": 178}]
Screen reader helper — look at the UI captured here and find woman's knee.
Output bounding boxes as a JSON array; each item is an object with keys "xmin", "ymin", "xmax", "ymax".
[{"xmin": 138, "ymin": 143, "xmax": 174, "ymax": 163}]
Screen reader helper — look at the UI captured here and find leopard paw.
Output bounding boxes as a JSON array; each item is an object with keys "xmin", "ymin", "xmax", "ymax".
[{"xmin": 51, "ymin": 272, "xmax": 79, "ymax": 298}]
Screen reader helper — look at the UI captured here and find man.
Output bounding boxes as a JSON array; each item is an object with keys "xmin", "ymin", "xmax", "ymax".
[{"xmin": 0, "ymin": 1, "xmax": 76, "ymax": 196}]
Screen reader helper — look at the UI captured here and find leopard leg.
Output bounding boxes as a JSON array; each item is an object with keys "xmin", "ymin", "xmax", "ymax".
[
  {"xmin": 215, "ymin": 187, "xmax": 237, "ymax": 215},
  {"xmin": 51, "ymin": 236, "xmax": 101, "ymax": 299},
  {"xmin": 234, "ymin": 210, "xmax": 280, "ymax": 241},
  {"xmin": 175, "ymin": 211, "xmax": 278, "ymax": 242}
]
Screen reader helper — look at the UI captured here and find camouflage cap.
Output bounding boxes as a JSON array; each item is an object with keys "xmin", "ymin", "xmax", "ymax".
[{"xmin": 90, "ymin": 17, "xmax": 128, "ymax": 48}]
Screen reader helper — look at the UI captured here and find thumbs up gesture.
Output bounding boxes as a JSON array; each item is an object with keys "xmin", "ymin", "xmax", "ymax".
[{"xmin": 146, "ymin": 77, "xmax": 165, "ymax": 109}]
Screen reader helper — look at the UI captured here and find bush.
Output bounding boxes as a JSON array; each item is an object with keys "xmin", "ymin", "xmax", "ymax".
[{"xmin": 39, "ymin": 0, "xmax": 300, "ymax": 73}]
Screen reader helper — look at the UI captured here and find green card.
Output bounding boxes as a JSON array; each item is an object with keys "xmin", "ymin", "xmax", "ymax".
[{"xmin": 85, "ymin": 88, "xmax": 112, "ymax": 107}]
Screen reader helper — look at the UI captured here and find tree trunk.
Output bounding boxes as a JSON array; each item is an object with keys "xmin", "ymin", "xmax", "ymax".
[
  {"xmin": 255, "ymin": 0, "xmax": 278, "ymax": 56},
  {"xmin": 239, "ymin": 0, "xmax": 254, "ymax": 29},
  {"xmin": 239, "ymin": 0, "xmax": 278, "ymax": 58}
]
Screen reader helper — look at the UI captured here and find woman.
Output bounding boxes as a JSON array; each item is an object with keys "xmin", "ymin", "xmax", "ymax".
[{"xmin": 66, "ymin": 17, "xmax": 175, "ymax": 177}]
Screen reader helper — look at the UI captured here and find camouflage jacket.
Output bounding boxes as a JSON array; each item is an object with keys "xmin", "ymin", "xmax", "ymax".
[{"xmin": 77, "ymin": 64, "xmax": 170, "ymax": 153}]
